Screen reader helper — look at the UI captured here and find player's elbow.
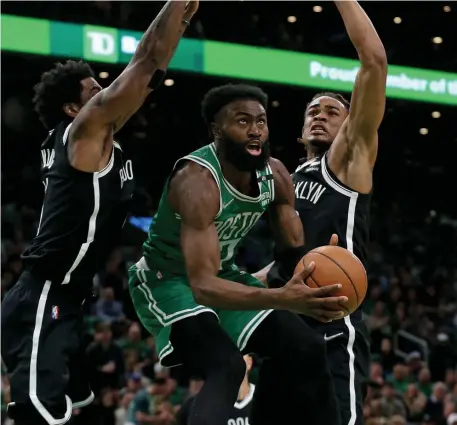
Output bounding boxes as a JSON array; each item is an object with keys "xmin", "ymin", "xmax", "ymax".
[
  {"xmin": 360, "ymin": 47, "xmax": 388, "ymax": 71},
  {"xmin": 189, "ymin": 277, "xmax": 215, "ymax": 307}
]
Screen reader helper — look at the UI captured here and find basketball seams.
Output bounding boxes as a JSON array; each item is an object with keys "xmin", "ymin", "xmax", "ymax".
[
  {"xmin": 307, "ymin": 274, "xmax": 321, "ymax": 287},
  {"xmin": 307, "ymin": 273, "xmax": 351, "ymax": 316},
  {"xmin": 311, "ymin": 251, "xmax": 360, "ymax": 307}
]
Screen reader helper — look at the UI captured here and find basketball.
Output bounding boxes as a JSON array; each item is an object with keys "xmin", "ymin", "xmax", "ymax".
[{"xmin": 294, "ymin": 245, "xmax": 368, "ymax": 316}]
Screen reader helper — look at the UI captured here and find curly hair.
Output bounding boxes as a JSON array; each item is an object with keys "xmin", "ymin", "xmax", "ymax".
[
  {"xmin": 307, "ymin": 91, "xmax": 350, "ymax": 112},
  {"xmin": 201, "ymin": 83, "xmax": 268, "ymax": 126},
  {"xmin": 33, "ymin": 60, "xmax": 95, "ymax": 130}
]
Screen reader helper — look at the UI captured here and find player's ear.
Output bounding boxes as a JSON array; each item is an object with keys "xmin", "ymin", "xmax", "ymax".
[
  {"xmin": 63, "ymin": 103, "xmax": 81, "ymax": 119},
  {"xmin": 210, "ymin": 122, "xmax": 221, "ymax": 140}
]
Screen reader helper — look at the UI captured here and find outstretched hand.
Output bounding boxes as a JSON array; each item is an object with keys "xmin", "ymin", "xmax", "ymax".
[{"xmin": 183, "ymin": 0, "xmax": 199, "ymax": 22}]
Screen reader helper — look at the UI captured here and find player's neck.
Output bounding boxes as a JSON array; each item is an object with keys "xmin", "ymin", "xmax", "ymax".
[
  {"xmin": 306, "ymin": 141, "xmax": 330, "ymax": 160},
  {"xmin": 307, "ymin": 151, "xmax": 318, "ymax": 160},
  {"xmin": 237, "ymin": 379, "xmax": 251, "ymax": 401}
]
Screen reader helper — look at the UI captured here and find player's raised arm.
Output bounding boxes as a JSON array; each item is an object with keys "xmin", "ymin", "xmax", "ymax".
[
  {"xmin": 169, "ymin": 162, "xmax": 345, "ymax": 320},
  {"xmin": 69, "ymin": 1, "xmax": 198, "ymax": 172},
  {"xmin": 330, "ymin": 0, "xmax": 387, "ymax": 169}
]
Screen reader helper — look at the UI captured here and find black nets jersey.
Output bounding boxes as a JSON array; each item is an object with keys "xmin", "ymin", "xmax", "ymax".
[
  {"xmin": 177, "ymin": 384, "xmax": 255, "ymax": 425},
  {"xmin": 293, "ymin": 153, "xmax": 371, "ymax": 319},
  {"xmin": 21, "ymin": 121, "xmax": 135, "ymax": 289}
]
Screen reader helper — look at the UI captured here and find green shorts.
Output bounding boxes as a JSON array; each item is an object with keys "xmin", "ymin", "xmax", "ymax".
[{"xmin": 129, "ymin": 257, "xmax": 272, "ymax": 367}]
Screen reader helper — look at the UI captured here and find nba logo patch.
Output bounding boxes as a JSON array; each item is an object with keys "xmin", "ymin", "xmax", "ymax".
[{"xmin": 51, "ymin": 305, "xmax": 59, "ymax": 320}]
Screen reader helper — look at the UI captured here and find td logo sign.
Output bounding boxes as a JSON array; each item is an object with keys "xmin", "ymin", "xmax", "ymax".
[{"xmin": 83, "ymin": 25, "xmax": 118, "ymax": 63}]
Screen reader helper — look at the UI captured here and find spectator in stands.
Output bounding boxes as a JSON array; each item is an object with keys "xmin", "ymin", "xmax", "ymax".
[
  {"xmin": 424, "ymin": 382, "xmax": 448, "ymax": 423},
  {"xmin": 95, "ymin": 286, "xmax": 125, "ymax": 323},
  {"xmin": 418, "ymin": 368, "xmax": 434, "ymax": 397},
  {"xmin": 404, "ymin": 383, "xmax": 427, "ymax": 422},
  {"xmin": 391, "ymin": 364, "xmax": 411, "ymax": 394},
  {"xmin": 125, "ymin": 377, "xmax": 175, "ymax": 425},
  {"xmin": 86, "ymin": 322, "xmax": 126, "ymax": 396},
  {"xmin": 379, "ymin": 338, "xmax": 401, "ymax": 375},
  {"xmin": 379, "ymin": 382, "xmax": 407, "ymax": 418}
]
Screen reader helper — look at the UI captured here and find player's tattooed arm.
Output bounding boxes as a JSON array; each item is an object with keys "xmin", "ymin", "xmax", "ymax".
[
  {"xmin": 68, "ymin": 1, "xmax": 198, "ymax": 173},
  {"xmin": 328, "ymin": 1, "xmax": 387, "ymax": 190},
  {"xmin": 168, "ymin": 162, "xmax": 287, "ymax": 311}
]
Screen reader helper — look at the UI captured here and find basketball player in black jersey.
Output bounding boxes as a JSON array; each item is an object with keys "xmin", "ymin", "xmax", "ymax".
[
  {"xmin": 1, "ymin": 2, "xmax": 199, "ymax": 425},
  {"xmin": 255, "ymin": 1, "xmax": 387, "ymax": 424},
  {"xmin": 177, "ymin": 355, "xmax": 256, "ymax": 425}
]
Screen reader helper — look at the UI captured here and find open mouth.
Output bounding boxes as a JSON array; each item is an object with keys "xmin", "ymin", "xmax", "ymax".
[
  {"xmin": 246, "ymin": 140, "xmax": 262, "ymax": 156},
  {"xmin": 310, "ymin": 125, "xmax": 327, "ymax": 134}
]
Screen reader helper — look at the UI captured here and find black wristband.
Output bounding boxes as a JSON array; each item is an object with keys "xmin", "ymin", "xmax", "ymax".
[{"xmin": 148, "ymin": 69, "xmax": 167, "ymax": 90}]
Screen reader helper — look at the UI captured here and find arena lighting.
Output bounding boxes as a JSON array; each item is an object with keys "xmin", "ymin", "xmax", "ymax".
[
  {"xmin": 3, "ymin": 14, "xmax": 457, "ymax": 106},
  {"xmin": 393, "ymin": 17, "xmax": 402, "ymax": 24},
  {"xmin": 287, "ymin": 16, "xmax": 297, "ymax": 23},
  {"xmin": 419, "ymin": 128, "xmax": 429, "ymax": 135},
  {"xmin": 313, "ymin": 6, "xmax": 323, "ymax": 13},
  {"xmin": 443, "ymin": 5, "xmax": 451, "ymax": 12},
  {"xmin": 99, "ymin": 71, "xmax": 109, "ymax": 79},
  {"xmin": 432, "ymin": 37, "xmax": 443, "ymax": 44},
  {"xmin": 272, "ymin": 100, "xmax": 280, "ymax": 107},
  {"xmin": 431, "ymin": 111, "xmax": 441, "ymax": 118},
  {"xmin": 164, "ymin": 79, "xmax": 174, "ymax": 87}
]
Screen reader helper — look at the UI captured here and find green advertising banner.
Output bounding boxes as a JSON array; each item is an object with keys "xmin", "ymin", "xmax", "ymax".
[{"xmin": 2, "ymin": 14, "xmax": 456, "ymax": 105}]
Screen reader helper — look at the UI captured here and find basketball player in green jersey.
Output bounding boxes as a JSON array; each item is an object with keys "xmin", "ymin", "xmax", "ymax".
[{"xmin": 129, "ymin": 84, "xmax": 348, "ymax": 425}]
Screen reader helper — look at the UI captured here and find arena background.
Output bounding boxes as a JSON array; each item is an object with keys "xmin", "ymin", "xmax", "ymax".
[{"xmin": 1, "ymin": 2, "xmax": 456, "ymax": 425}]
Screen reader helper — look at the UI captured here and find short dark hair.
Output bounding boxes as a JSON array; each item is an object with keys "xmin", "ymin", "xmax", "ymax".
[
  {"xmin": 308, "ymin": 91, "xmax": 350, "ymax": 111},
  {"xmin": 33, "ymin": 60, "xmax": 95, "ymax": 130},
  {"xmin": 201, "ymin": 84, "xmax": 268, "ymax": 125}
]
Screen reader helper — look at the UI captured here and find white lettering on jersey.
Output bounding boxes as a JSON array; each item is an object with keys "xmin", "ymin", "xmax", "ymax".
[
  {"xmin": 215, "ymin": 211, "xmax": 263, "ymax": 268},
  {"xmin": 294, "ymin": 181, "xmax": 326, "ymax": 204},
  {"xmin": 120, "ymin": 159, "xmax": 134, "ymax": 188},
  {"xmin": 41, "ymin": 148, "xmax": 55, "ymax": 169},
  {"xmin": 228, "ymin": 418, "xmax": 250, "ymax": 425},
  {"xmin": 215, "ymin": 211, "xmax": 262, "ymax": 241},
  {"xmin": 260, "ymin": 190, "xmax": 272, "ymax": 207}
]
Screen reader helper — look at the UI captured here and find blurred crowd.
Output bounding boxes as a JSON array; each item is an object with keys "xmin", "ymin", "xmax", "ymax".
[{"xmin": 1, "ymin": 193, "xmax": 457, "ymax": 425}]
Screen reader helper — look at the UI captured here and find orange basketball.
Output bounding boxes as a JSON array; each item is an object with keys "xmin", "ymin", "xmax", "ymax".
[{"xmin": 294, "ymin": 245, "xmax": 368, "ymax": 316}]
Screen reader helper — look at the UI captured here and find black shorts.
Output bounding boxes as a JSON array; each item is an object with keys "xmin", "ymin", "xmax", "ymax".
[
  {"xmin": 1, "ymin": 271, "xmax": 94, "ymax": 425},
  {"xmin": 302, "ymin": 315, "xmax": 370, "ymax": 425}
]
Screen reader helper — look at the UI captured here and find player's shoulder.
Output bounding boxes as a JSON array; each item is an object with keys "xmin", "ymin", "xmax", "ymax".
[
  {"xmin": 268, "ymin": 157, "xmax": 288, "ymax": 176},
  {"xmin": 169, "ymin": 160, "xmax": 219, "ymax": 208},
  {"xmin": 172, "ymin": 160, "xmax": 217, "ymax": 188}
]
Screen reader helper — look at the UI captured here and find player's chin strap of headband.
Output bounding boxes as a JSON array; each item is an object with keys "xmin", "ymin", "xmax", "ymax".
[{"xmin": 267, "ymin": 245, "xmax": 308, "ymax": 288}]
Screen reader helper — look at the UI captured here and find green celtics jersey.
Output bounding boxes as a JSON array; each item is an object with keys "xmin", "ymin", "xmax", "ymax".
[{"xmin": 142, "ymin": 143, "xmax": 275, "ymax": 275}]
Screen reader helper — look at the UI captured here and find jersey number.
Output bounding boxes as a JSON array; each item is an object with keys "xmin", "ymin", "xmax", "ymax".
[{"xmin": 219, "ymin": 239, "xmax": 240, "ymax": 269}]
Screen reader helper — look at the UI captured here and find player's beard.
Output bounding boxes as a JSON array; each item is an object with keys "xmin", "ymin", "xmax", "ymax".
[{"xmin": 220, "ymin": 136, "xmax": 270, "ymax": 172}]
